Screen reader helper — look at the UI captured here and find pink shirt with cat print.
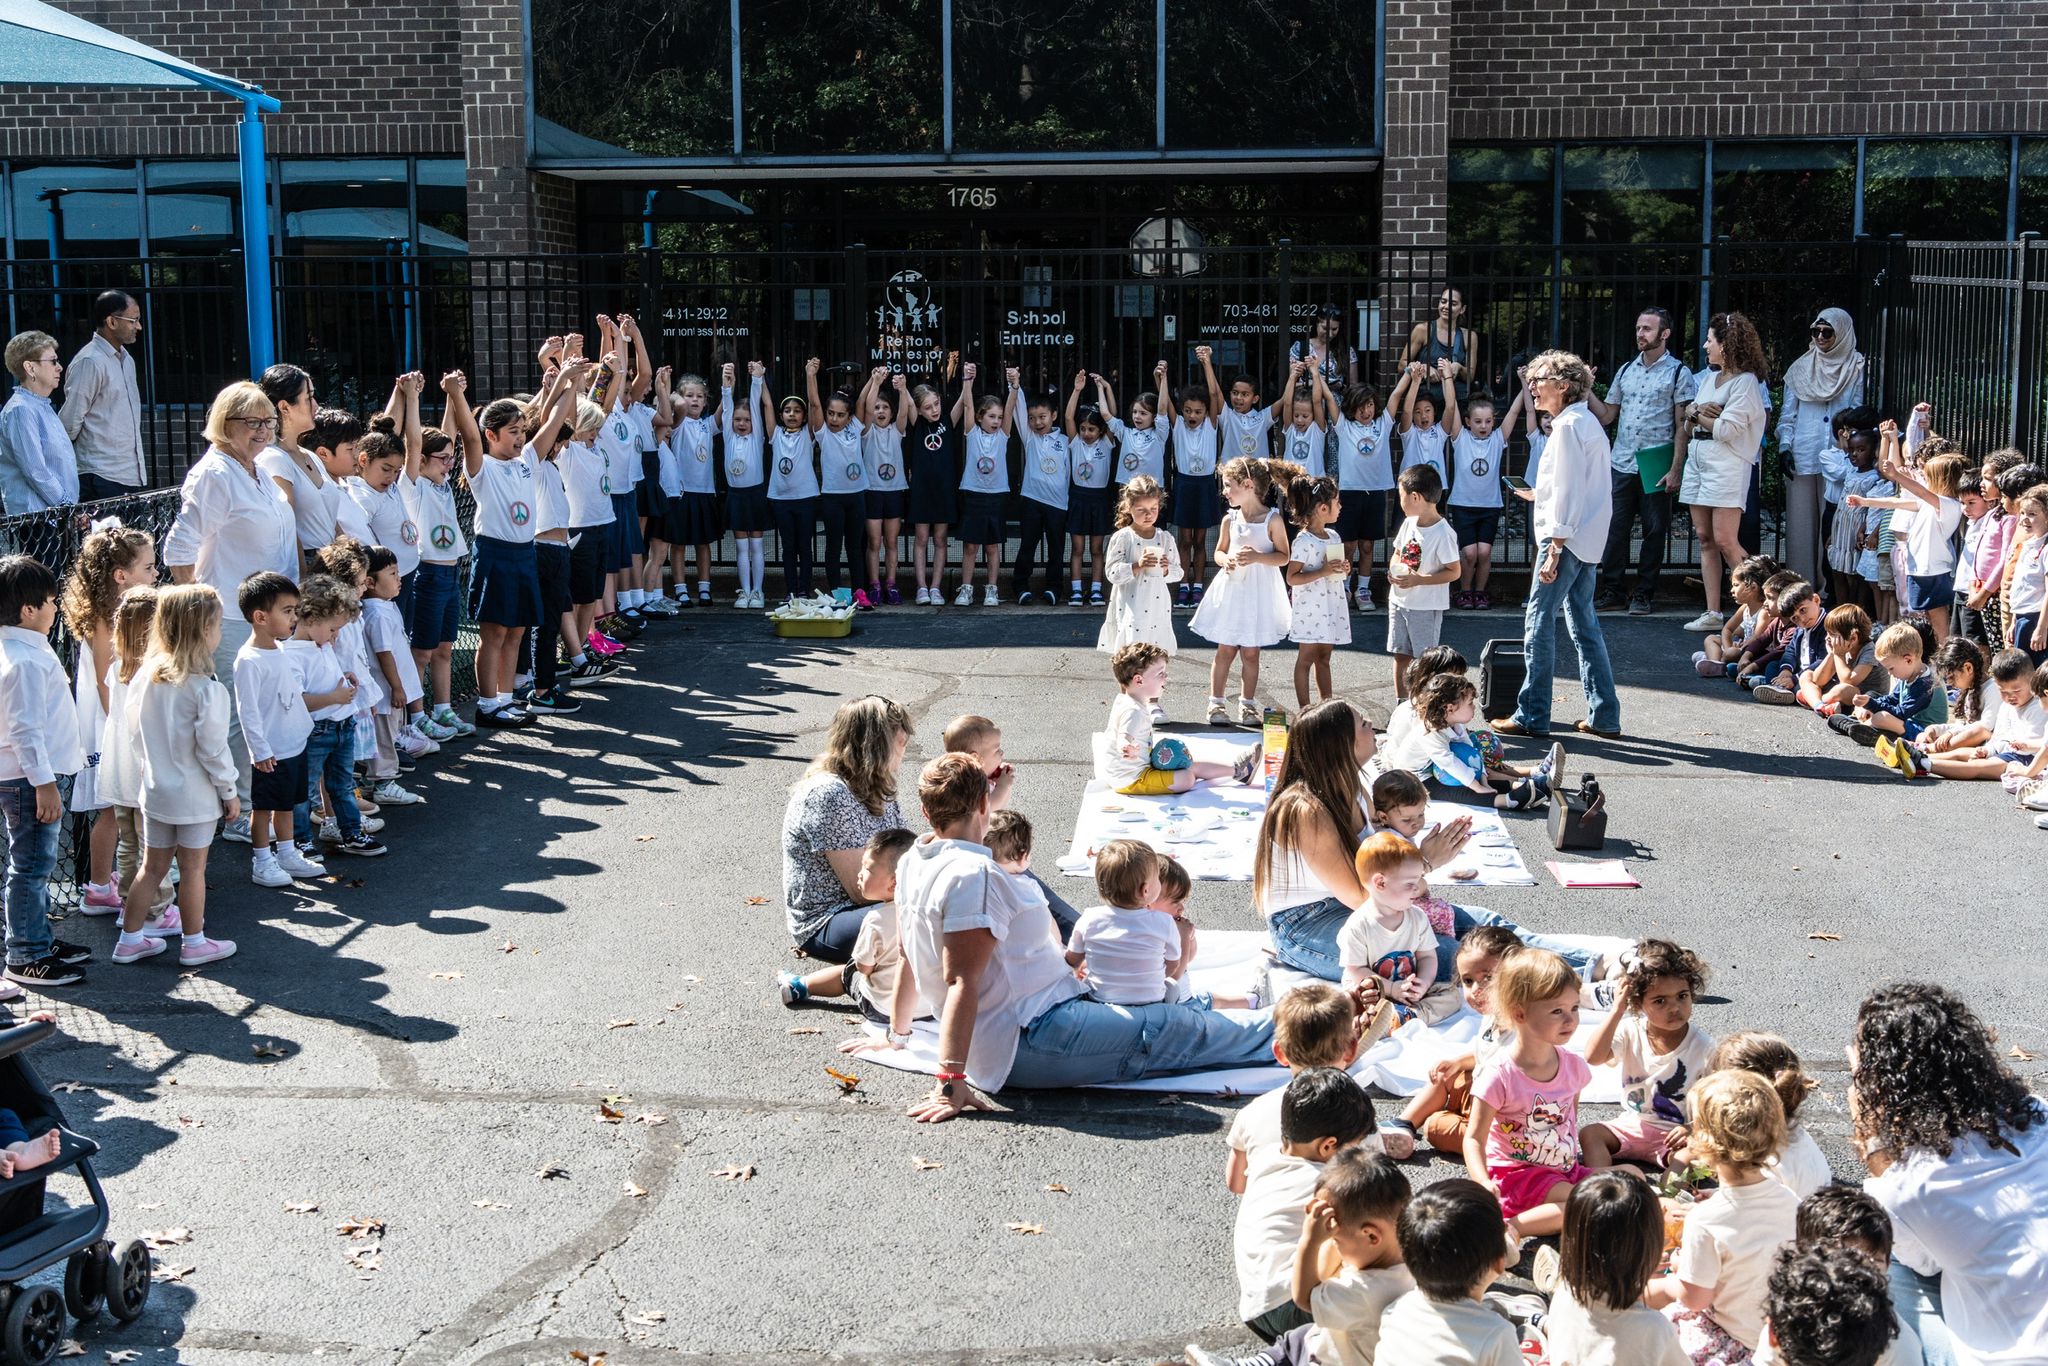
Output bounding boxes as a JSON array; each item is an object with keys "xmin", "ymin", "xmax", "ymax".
[{"xmin": 1475, "ymin": 1048, "xmax": 1591, "ymax": 1171}]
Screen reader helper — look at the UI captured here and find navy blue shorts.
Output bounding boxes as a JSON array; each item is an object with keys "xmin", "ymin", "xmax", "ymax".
[
  {"xmin": 1173, "ymin": 471, "xmax": 1222, "ymax": 529},
  {"xmin": 865, "ymin": 488, "xmax": 909, "ymax": 522},
  {"xmin": 1905, "ymin": 570, "xmax": 1954, "ymax": 613},
  {"xmin": 609, "ymin": 492, "xmax": 643, "ymax": 569},
  {"xmin": 1067, "ymin": 484, "xmax": 1114, "ymax": 538},
  {"xmin": 468, "ymin": 535, "xmax": 542, "ymax": 629},
  {"xmin": 958, "ymin": 491, "xmax": 1008, "ymax": 546},
  {"xmin": 1335, "ymin": 489, "xmax": 1389, "ymax": 543},
  {"xmin": 568, "ymin": 526, "xmax": 608, "ymax": 605},
  {"xmin": 1448, "ymin": 505, "xmax": 1502, "ymax": 548},
  {"xmin": 250, "ymin": 747, "xmax": 310, "ymax": 813},
  {"xmin": 407, "ymin": 561, "xmax": 461, "ymax": 649}
]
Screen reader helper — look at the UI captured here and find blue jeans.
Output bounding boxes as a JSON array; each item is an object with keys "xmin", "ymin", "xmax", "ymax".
[
  {"xmin": 796, "ymin": 904, "xmax": 871, "ymax": 965},
  {"xmin": 1889, "ymin": 1262, "xmax": 1956, "ymax": 1366},
  {"xmin": 1005, "ymin": 994, "xmax": 1276, "ymax": 1088},
  {"xmin": 0, "ymin": 779, "xmax": 58, "ymax": 966},
  {"xmin": 1269, "ymin": 897, "xmax": 1599, "ymax": 985},
  {"xmin": 1515, "ymin": 546, "xmax": 1621, "ymax": 734},
  {"xmin": 295, "ymin": 720, "xmax": 362, "ymax": 843}
]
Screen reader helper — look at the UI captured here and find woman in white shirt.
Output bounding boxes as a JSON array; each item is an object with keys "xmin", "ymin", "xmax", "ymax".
[
  {"xmin": 1676, "ymin": 313, "xmax": 1770, "ymax": 628},
  {"xmin": 250, "ymin": 364, "xmax": 331, "ymax": 568},
  {"xmin": 163, "ymin": 381, "xmax": 299, "ymax": 827},
  {"xmin": 1854, "ymin": 981, "xmax": 2048, "ymax": 1366}
]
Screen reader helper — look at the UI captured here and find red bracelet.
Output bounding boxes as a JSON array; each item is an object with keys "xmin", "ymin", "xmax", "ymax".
[{"xmin": 935, "ymin": 1072, "xmax": 968, "ymax": 1082}]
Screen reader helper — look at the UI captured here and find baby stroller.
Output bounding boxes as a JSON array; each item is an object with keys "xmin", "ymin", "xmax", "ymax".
[{"xmin": 0, "ymin": 1018, "xmax": 151, "ymax": 1366}]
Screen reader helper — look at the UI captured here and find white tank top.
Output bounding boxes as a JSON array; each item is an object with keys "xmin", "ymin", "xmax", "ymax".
[
  {"xmin": 1258, "ymin": 842, "xmax": 1338, "ymax": 919},
  {"xmin": 469, "ymin": 444, "xmax": 539, "ymax": 543}
]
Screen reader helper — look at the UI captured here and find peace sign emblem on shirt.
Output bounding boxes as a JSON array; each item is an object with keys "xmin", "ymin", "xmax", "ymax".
[{"xmin": 510, "ymin": 501, "xmax": 531, "ymax": 526}]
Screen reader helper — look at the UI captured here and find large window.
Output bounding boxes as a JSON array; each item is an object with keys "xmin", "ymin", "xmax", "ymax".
[
  {"xmin": 281, "ymin": 161, "xmax": 410, "ymax": 255},
  {"xmin": 1862, "ymin": 139, "xmax": 2010, "ymax": 240},
  {"xmin": 1713, "ymin": 142, "xmax": 1855, "ymax": 242},
  {"xmin": 143, "ymin": 162, "xmax": 240, "ymax": 257},
  {"xmin": 2019, "ymin": 139, "xmax": 2048, "ymax": 237},
  {"xmin": 1563, "ymin": 144, "xmax": 1703, "ymax": 245},
  {"xmin": 953, "ymin": 0, "xmax": 1153, "ymax": 152},
  {"xmin": 9, "ymin": 163, "xmax": 139, "ymax": 259},
  {"xmin": 530, "ymin": 0, "xmax": 1380, "ymax": 164},
  {"xmin": 1449, "ymin": 145, "xmax": 1554, "ymax": 248}
]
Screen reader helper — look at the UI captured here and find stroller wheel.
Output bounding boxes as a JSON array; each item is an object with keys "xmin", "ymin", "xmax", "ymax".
[
  {"xmin": 63, "ymin": 1246, "xmax": 105, "ymax": 1321},
  {"xmin": 102, "ymin": 1239, "xmax": 151, "ymax": 1323},
  {"xmin": 3, "ymin": 1284, "xmax": 64, "ymax": 1366}
]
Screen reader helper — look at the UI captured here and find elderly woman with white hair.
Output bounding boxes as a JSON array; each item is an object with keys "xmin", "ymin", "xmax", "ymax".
[
  {"xmin": 162, "ymin": 381, "xmax": 300, "ymax": 834},
  {"xmin": 1490, "ymin": 350, "xmax": 1621, "ymax": 740}
]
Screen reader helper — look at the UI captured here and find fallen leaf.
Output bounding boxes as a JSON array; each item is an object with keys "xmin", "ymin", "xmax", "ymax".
[
  {"xmin": 911, "ymin": 1156, "xmax": 942, "ymax": 1171},
  {"xmin": 283, "ymin": 1201, "xmax": 321, "ymax": 1215},
  {"xmin": 743, "ymin": 895, "xmax": 768, "ymax": 905},
  {"xmin": 825, "ymin": 1065, "xmax": 862, "ymax": 1095},
  {"xmin": 142, "ymin": 1228, "xmax": 193, "ymax": 1247},
  {"xmin": 344, "ymin": 1241, "xmax": 381, "ymax": 1272},
  {"xmin": 1005, "ymin": 1221, "xmax": 1045, "ymax": 1235},
  {"xmin": 151, "ymin": 1264, "xmax": 194, "ymax": 1283},
  {"xmin": 2012, "ymin": 1045, "xmax": 2039, "ymax": 1062},
  {"xmin": 712, "ymin": 1163, "xmax": 755, "ymax": 1182},
  {"xmin": 623, "ymin": 1181, "xmax": 648, "ymax": 1198},
  {"xmin": 429, "ymin": 970, "xmax": 463, "ymax": 980},
  {"xmin": 1155, "ymin": 1094, "xmax": 1181, "ymax": 1107},
  {"xmin": 176, "ymin": 1115, "xmax": 204, "ymax": 1128},
  {"xmin": 570, "ymin": 1353, "xmax": 609, "ymax": 1366},
  {"xmin": 606, "ymin": 1018, "xmax": 636, "ymax": 1030},
  {"xmin": 603, "ymin": 1093, "xmax": 635, "ymax": 1106},
  {"xmin": 57, "ymin": 1341, "xmax": 84, "ymax": 1358},
  {"xmin": 471, "ymin": 1199, "xmax": 511, "ymax": 1210},
  {"xmin": 107, "ymin": 1354, "xmax": 141, "ymax": 1365},
  {"xmin": 51, "ymin": 1081, "xmax": 87, "ymax": 1093},
  {"xmin": 787, "ymin": 1026, "xmax": 822, "ymax": 1035},
  {"xmin": 1045, "ymin": 1182, "xmax": 1070, "ymax": 1195},
  {"xmin": 335, "ymin": 1217, "xmax": 385, "ymax": 1238},
  {"xmin": 1807, "ymin": 932, "xmax": 1842, "ymax": 942},
  {"xmin": 635, "ymin": 834, "xmax": 658, "ymax": 842},
  {"xmin": 633, "ymin": 1113, "xmax": 668, "ymax": 1126},
  {"xmin": 136, "ymin": 1202, "xmax": 162, "ymax": 1211},
  {"xmin": 628, "ymin": 1310, "xmax": 667, "ymax": 1326},
  {"xmin": 501, "ymin": 940, "xmax": 518, "ymax": 953},
  {"xmin": 252, "ymin": 1042, "xmax": 289, "ymax": 1058},
  {"xmin": 536, "ymin": 1164, "xmax": 569, "ymax": 1180},
  {"xmin": 596, "ymin": 1102, "xmax": 625, "ymax": 1124}
]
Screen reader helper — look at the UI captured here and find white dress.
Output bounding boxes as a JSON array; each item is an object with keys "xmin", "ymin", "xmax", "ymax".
[
  {"xmin": 1191, "ymin": 508, "xmax": 1292, "ymax": 647},
  {"xmin": 69, "ymin": 645, "xmax": 107, "ymax": 812},
  {"xmin": 1289, "ymin": 529, "xmax": 1351, "ymax": 645},
  {"xmin": 1097, "ymin": 526, "xmax": 1184, "ymax": 654}
]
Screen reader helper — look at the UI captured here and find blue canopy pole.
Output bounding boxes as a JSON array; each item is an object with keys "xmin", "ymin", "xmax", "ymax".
[{"xmin": 239, "ymin": 97, "xmax": 275, "ymax": 373}]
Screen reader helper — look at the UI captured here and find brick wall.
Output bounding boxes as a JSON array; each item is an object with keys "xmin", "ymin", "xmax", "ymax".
[
  {"xmin": 1447, "ymin": 0, "xmax": 2048, "ymax": 141},
  {"xmin": 1381, "ymin": 0, "xmax": 1451, "ymax": 247},
  {"xmin": 0, "ymin": 0, "xmax": 462, "ymax": 158}
]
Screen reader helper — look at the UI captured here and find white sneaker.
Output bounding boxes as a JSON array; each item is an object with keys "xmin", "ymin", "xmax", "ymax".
[
  {"xmin": 250, "ymin": 860, "xmax": 293, "ymax": 889},
  {"xmin": 982, "ymin": 585, "xmax": 999, "ymax": 606},
  {"xmin": 953, "ymin": 584, "xmax": 974, "ymax": 606},
  {"xmin": 913, "ymin": 586, "xmax": 930, "ymax": 605},
  {"xmin": 371, "ymin": 780, "xmax": 425, "ymax": 806},
  {"xmin": 139, "ymin": 904, "xmax": 185, "ymax": 939},
  {"xmin": 2019, "ymin": 779, "xmax": 2048, "ymax": 812},
  {"xmin": 318, "ymin": 817, "xmax": 342, "ymax": 844},
  {"xmin": 1354, "ymin": 588, "xmax": 1374, "ymax": 611},
  {"xmin": 2036, "ymin": 812, "xmax": 2048, "ymax": 830},
  {"xmin": 220, "ymin": 815, "xmax": 252, "ymax": 844},
  {"xmin": 359, "ymin": 813, "xmax": 386, "ymax": 834},
  {"xmin": 1683, "ymin": 610, "xmax": 1725, "ymax": 632},
  {"xmin": 275, "ymin": 845, "xmax": 326, "ymax": 877},
  {"xmin": 750, "ymin": 591, "xmax": 768, "ymax": 610},
  {"xmin": 395, "ymin": 728, "xmax": 437, "ymax": 759},
  {"xmin": 734, "ymin": 589, "xmax": 751, "ymax": 608}
]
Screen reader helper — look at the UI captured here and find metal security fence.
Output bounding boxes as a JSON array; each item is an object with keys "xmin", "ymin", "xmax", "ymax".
[
  {"xmin": 1861, "ymin": 235, "xmax": 2048, "ymax": 460},
  {"xmin": 0, "ymin": 490, "xmax": 479, "ymax": 913}
]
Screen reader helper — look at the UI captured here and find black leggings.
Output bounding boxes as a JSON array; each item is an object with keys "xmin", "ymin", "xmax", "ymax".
[
  {"xmin": 1011, "ymin": 497, "xmax": 1068, "ymax": 595},
  {"xmin": 771, "ymin": 497, "xmax": 817, "ymax": 597},
  {"xmin": 818, "ymin": 492, "xmax": 866, "ymax": 590}
]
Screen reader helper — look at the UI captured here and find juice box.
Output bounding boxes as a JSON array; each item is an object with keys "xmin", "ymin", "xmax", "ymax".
[{"xmin": 1262, "ymin": 707, "xmax": 1289, "ymax": 793}]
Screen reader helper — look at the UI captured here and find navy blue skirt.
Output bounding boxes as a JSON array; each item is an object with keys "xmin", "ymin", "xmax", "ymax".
[
  {"xmin": 1173, "ymin": 471, "xmax": 1222, "ymax": 529},
  {"xmin": 469, "ymin": 534, "xmax": 543, "ymax": 629},
  {"xmin": 958, "ymin": 491, "xmax": 1008, "ymax": 546},
  {"xmin": 1067, "ymin": 484, "xmax": 1114, "ymax": 537},
  {"xmin": 866, "ymin": 488, "xmax": 909, "ymax": 522},
  {"xmin": 727, "ymin": 484, "xmax": 771, "ymax": 533},
  {"xmin": 665, "ymin": 490, "xmax": 723, "ymax": 546}
]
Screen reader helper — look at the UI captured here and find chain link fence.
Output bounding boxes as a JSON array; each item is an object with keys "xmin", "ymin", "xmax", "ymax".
[{"xmin": 0, "ymin": 488, "xmax": 478, "ymax": 914}]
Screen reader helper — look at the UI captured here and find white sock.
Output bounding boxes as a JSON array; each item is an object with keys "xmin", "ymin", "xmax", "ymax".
[
  {"xmin": 571, "ymin": 652, "xmax": 588, "ymax": 668},
  {"xmin": 697, "ymin": 579, "xmax": 711, "ymax": 594},
  {"xmin": 513, "ymin": 673, "xmax": 532, "ymax": 690},
  {"xmin": 117, "ymin": 930, "xmax": 148, "ymax": 947}
]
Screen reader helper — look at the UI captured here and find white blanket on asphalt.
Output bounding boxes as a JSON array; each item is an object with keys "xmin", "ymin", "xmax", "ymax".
[{"xmin": 853, "ymin": 929, "xmax": 1628, "ymax": 1100}]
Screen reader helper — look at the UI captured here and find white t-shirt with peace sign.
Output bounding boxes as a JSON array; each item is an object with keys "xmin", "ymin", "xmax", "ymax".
[{"xmin": 406, "ymin": 472, "xmax": 467, "ymax": 564}]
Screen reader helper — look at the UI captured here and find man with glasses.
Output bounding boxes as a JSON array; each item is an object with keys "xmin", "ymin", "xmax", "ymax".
[
  {"xmin": 61, "ymin": 290, "xmax": 147, "ymax": 499},
  {"xmin": 1587, "ymin": 306, "xmax": 1696, "ymax": 616},
  {"xmin": 0, "ymin": 331, "xmax": 80, "ymax": 517}
]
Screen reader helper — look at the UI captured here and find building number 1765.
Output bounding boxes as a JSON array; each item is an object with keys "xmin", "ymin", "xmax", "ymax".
[{"xmin": 946, "ymin": 186, "xmax": 1000, "ymax": 209}]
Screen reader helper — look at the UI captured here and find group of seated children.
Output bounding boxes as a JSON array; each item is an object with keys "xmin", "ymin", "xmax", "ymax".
[
  {"xmin": 1695, "ymin": 549, "xmax": 2048, "ymax": 804},
  {"xmin": 1201, "ymin": 917, "xmax": 1889, "ymax": 1366}
]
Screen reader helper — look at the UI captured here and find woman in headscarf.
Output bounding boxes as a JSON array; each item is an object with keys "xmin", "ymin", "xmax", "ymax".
[{"xmin": 1775, "ymin": 307, "xmax": 1867, "ymax": 585}]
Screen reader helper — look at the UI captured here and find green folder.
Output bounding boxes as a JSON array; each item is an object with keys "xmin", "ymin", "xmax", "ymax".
[{"xmin": 1635, "ymin": 441, "xmax": 1675, "ymax": 493}]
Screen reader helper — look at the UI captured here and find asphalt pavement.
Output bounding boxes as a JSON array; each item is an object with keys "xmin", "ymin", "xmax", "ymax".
[{"xmin": 21, "ymin": 602, "xmax": 2045, "ymax": 1365}]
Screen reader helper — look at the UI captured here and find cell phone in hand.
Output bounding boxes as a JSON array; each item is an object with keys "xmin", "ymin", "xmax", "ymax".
[{"xmin": 1502, "ymin": 475, "xmax": 1532, "ymax": 493}]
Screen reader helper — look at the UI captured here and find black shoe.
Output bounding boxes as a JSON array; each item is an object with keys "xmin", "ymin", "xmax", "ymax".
[
  {"xmin": 5, "ymin": 957, "xmax": 84, "ymax": 987},
  {"xmin": 1846, "ymin": 721, "xmax": 1882, "ymax": 747},
  {"xmin": 526, "ymin": 686, "xmax": 583, "ymax": 714},
  {"xmin": 50, "ymin": 939, "xmax": 92, "ymax": 965},
  {"xmin": 512, "ymin": 682, "xmax": 536, "ymax": 704},
  {"xmin": 332, "ymin": 833, "xmax": 387, "ymax": 857},
  {"xmin": 567, "ymin": 659, "xmax": 618, "ymax": 686},
  {"xmin": 1628, "ymin": 596, "xmax": 1652, "ymax": 616},
  {"xmin": 475, "ymin": 706, "xmax": 532, "ymax": 729},
  {"xmin": 1826, "ymin": 713, "xmax": 1859, "ymax": 737},
  {"xmin": 1594, "ymin": 591, "xmax": 1628, "ymax": 612}
]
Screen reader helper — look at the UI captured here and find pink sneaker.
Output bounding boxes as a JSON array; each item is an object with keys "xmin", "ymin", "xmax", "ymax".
[
  {"xmin": 112, "ymin": 936, "xmax": 168, "ymax": 965},
  {"xmin": 585, "ymin": 631, "xmax": 624, "ymax": 658},
  {"xmin": 139, "ymin": 905, "xmax": 184, "ymax": 939},
  {"xmin": 80, "ymin": 882, "xmax": 123, "ymax": 917},
  {"xmin": 852, "ymin": 590, "xmax": 876, "ymax": 612},
  {"xmin": 178, "ymin": 935, "xmax": 237, "ymax": 968}
]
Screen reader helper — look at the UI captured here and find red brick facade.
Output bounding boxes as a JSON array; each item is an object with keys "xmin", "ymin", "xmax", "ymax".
[{"xmin": 7, "ymin": 0, "xmax": 2048, "ymax": 248}]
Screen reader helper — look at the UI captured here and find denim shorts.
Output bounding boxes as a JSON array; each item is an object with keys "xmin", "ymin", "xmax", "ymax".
[{"xmin": 1904, "ymin": 570, "xmax": 1954, "ymax": 613}]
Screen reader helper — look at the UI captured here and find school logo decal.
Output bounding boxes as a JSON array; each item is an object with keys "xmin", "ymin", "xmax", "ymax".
[
  {"xmin": 510, "ymin": 501, "xmax": 531, "ymax": 526},
  {"xmin": 846, "ymin": 462, "xmax": 863, "ymax": 482},
  {"xmin": 1470, "ymin": 458, "xmax": 1491, "ymax": 476},
  {"xmin": 1357, "ymin": 437, "xmax": 1372, "ymax": 454},
  {"xmin": 1039, "ymin": 457, "xmax": 1060, "ymax": 475},
  {"xmin": 975, "ymin": 456, "xmax": 996, "ymax": 477},
  {"xmin": 1076, "ymin": 462, "xmax": 1093, "ymax": 481},
  {"xmin": 400, "ymin": 520, "xmax": 420, "ymax": 546},
  {"xmin": 1291, "ymin": 440, "xmax": 1309, "ymax": 460},
  {"xmin": 430, "ymin": 525, "xmax": 457, "ymax": 551},
  {"xmin": 1123, "ymin": 452, "xmax": 1140, "ymax": 471},
  {"xmin": 728, "ymin": 460, "xmax": 746, "ymax": 479},
  {"xmin": 877, "ymin": 463, "xmax": 897, "ymax": 481},
  {"xmin": 924, "ymin": 431, "xmax": 945, "ymax": 452},
  {"xmin": 778, "ymin": 457, "xmax": 795, "ymax": 476},
  {"xmin": 1240, "ymin": 433, "xmax": 1256, "ymax": 455},
  {"xmin": 600, "ymin": 475, "xmax": 612, "ymax": 495}
]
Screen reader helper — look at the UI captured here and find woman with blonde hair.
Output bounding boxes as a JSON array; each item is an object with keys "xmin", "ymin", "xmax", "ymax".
[
  {"xmin": 780, "ymin": 695, "xmax": 913, "ymax": 962},
  {"xmin": 162, "ymin": 380, "xmax": 298, "ymax": 835},
  {"xmin": 115, "ymin": 583, "xmax": 239, "ymax": 969}
]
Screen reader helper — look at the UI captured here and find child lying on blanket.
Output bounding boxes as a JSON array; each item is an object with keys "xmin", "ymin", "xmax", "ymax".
[
  {"xmin": 1100, "ymin": 642, "xmax": 1261, "ymax": 795},
  {"xmin": 1065, "ymin": 839, "xmax": 1259, "ymax": 1012},
  {"xmin": 1339, "ymin": 833, "xmax": 1461, "ymax": 1028},
  {"xmin": 1377, "ymin": 926, "xmax": 1522, "ymax": 1160}
]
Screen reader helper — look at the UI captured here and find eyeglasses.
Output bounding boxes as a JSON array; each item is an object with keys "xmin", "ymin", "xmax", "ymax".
[
  {"xmin": 113, "ymin": 314, "xmax": 142, "ymax": 326},
  {"xmin": 233, "ymin": 417, "xmax": 279, "ymax": 432}
]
